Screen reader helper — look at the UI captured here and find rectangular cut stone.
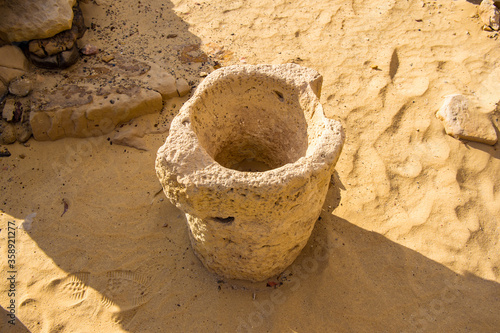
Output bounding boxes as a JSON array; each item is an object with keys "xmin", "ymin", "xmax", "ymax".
[{"xmin": 30, "ymin": 87, "xmax": 162, "ymax": 140}]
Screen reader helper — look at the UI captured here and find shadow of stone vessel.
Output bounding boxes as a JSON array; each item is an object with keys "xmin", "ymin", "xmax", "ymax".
[{"xmin": 156, "ymin": 64, "xmax": 345, "ymax": 281}]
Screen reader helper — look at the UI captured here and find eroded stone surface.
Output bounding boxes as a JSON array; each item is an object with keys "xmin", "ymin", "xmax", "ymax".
[
  {"xmin": 176, "ymin": 78, "xmax": 191, "ymax": 97},
  {"xmin": 0, "ymin": 81, "xmax": 7, "ymax": 100},
  {"xmin": 479, "ymin": 0, "xmax": 500, "ymax": 31},
  {"xmin": 29, "ymin": 45, "xmax": 80, "ymax": 69},
  {"xmin": 0, "ymin": 45, "xmax": 30, "ymax": 71},
  {"xmin": 9, "ymin": 78, "xmax": 33, "ymax": 97},
  {"xmin": 0, "ymin": 121, "xmax": 16, "ymax": 144},
  {"xmin": 156, "ymin": 64, "xmax": 345, "ymax": 281},
  {"xmin": 31, "ymin": 83, "xmax": 162, "ymax": 141},
  {"xmin": 0, "ymin": 50, "xmax": 190, "ymax": 143},
  {"xmin": 81, "ymin": 44, "xmax": 99, "ymax": 56},
  {"xmin": 142, "ymin": 64, "xmax": 178, "ymax": 100},
  {"xmin": 0, "ymin": 45, "xmax": 30, "ymax": 85},
  {"xmin": 0, "ymin": 68, "xmax": 27, "ymax": 87},
  {"xmin": 28, "ymin": 55, "xmax": 184, "ymax": 141},
  {"xmin": 0, "ymin": 95, "xmax": 31, "ymax": 144},
  {"xmin": 0, "ymin": 0, "xmax": 77, "ymax": 43},
  {"xmin": 2, "ymin": 98, "xmax": 16, "ymax": 122},
  {"xmin": 436, "ymin": 94, "xmax": 498, "ymax": 145},
  {"xmin": 27, "ymin": 4, "xmax": 86, "ymax": 69}
]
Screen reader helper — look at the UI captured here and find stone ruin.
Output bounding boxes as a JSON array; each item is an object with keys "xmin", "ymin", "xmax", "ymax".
[{"xmin": 156, "ymin": 64, "xmax": 345, "ymax": 281}]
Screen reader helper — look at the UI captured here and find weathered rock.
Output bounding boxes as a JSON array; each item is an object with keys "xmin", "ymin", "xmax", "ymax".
[
  {"xmin": 479, "ymin": 0, "xmax": 500, "ymax": 31},
  {"xmin": 101, "ymin": 54, "xmax": 115, "ymax": 63},
  {"xmin": 9, "ymin": 78, "xmax": 32, "ymax": 97},
  {"xmin": 0, "ymin": 67, "xmax": 27, "ymax": 86},
  {"xmin": 30, "ymin": 29, "xmax": 77, "ymax": 57},
  {"xmin": 0, "ymin": 46, "xmax": 29, "ymax": 71},
  {"xmin": 0, "ymin": 146, "xmax": 11, "ymax": 157},
  {"xmin": 176, "ymin": 78, "xmax": 190, "ymax": 97},
  {"xmin": 15, "ymin": 122, "xmax": 32, "ymax": 143},
  {"xmin": 29, "ymin": 45, "xmax": 79, "ymax": 69},
  {"xmin": 28, "ymin": 41, "xmax": 44, "ymax": 58},
  {"xmin": 436, "ymin": 94, "xmax": 498, "ymax": 145},
  {"xmin": 0, "ymin": 81, "xmax": 7, "ymax": 100},
  {"xmin": 28, "ymin": 6, "xmax": 86, "ymax": 68},
  {"xmin": 28, "ymin": 53, "xmax": 58, "ymax": 69},
  {"xmin": 156, "ymin": 64, "xmax": 345, "ymax": 281},
  {"xmin": 111, "ymin": 127, "xmax": 148, "ymax": 151},
  {"xmin": 58, "ymin": 46, "xmax": 80, "ymax": 68},
  {"xmin": 28, "ymin": 5, "xmax": 84, "ymax": 58},
  {"xmin": 143, "ymin": 68, "xmax": 190, "ymax": 99},
  {"xmin": 24, "ymin": 53, "xmax": 180, "ymax": 141},
  {"xmin": 2, "ymin": 98, "xmax": 16, "ymax": 122},
  {"xmin": 1, "ymin": 97, "xmax": 32, "ymax": 143},
  {"xmin": 143, "ymin": 65, "xmax": 178, "ymax": 99},
  {"xmin": 0, "ymin": 121, "xmax": 17, "ymax": 144},
  {"xmin": 27, "ymin": 4, "xmax": 85, "ymax": 69},
  {"xmin": 0, "ymin": 45, "xmax": 30, "ymax": 85},
  {"xmin": 71, "ymin": 4, "xmax": 86, "ymax": 39},
  {"xmin": 80, "ymin": 44, "xmax": 99, "ymax": 56},
  {"xmin": 30, "ymin": 84, "xmax": 162, "ymax": 140},
  {"xmin": 0, "ymin": 0, "xmax": 77, "ymax": 43}
]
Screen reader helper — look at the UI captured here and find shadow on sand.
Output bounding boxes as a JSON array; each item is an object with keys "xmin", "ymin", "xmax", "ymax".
[{"xmin": 0, "ymin": 1, "xmax": 499, "ymax": 332}]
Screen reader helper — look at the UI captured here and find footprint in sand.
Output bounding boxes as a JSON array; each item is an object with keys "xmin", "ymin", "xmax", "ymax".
[
  {"xmin": 47, "ymin": 272, "xmax": 90, "ymax": 306},
  {"xmin": 111, "ymin": 308, "xmax": 140, "ymax": 329},
  {"xmin": 100, "ymin": 270, "xmax": 152, "ymax": 312}
]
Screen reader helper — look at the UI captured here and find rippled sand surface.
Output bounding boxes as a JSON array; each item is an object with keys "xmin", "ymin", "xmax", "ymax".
[{"xmin": 1, "ymin": 0, "xmax": 499, "ymax": 332}]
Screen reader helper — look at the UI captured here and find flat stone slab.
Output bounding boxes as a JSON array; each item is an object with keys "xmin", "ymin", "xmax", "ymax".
[
  {"xmin": 436, "ymin": 94, "xmax": 498, "ymax": 145},
  {"xmin": 31, "ymin": 84, "xmax": 162, "ymax": 140},
  {"xmin": 28, "ymin": 54, "xmax": 188, "ymax": 140}
]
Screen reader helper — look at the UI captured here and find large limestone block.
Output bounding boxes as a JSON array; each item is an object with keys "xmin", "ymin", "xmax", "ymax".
[
  {"xmin": 156, "ymin": 64, "xmax": 345, "ymax": 281},
  {"xmin": 25, "ymin": 54, "xmax": 181, "ymax": 141},
  {"xmin": 30, "ymin": 85, "xmax": 162, "ymax": 140},
  {"xmin": 0, "ymin": 0, "xmax": 77, "ymax": 42},
  {"xmin": 436, "ymin": 94, "xmax": 498, "ymax": 145}
]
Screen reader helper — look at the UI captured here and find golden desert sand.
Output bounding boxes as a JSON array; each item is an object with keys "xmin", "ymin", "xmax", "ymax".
[{"xmin": 1, "ymin": 0, "xmax": 500, "ymax": 332}]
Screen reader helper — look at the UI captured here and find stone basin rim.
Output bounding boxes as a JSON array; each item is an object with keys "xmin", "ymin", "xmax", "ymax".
[{"xmin": 157, "ymin": 63, "xmax": 345, "ymax": 186}]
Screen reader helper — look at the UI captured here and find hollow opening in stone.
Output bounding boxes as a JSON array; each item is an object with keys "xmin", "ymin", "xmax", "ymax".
[
  {"xmin": 212, "ymin": 216, "xmax": 235, "ymax": 224},
  {"xmin": 191, "ymin": 73, "xmax": 310, "ymax": 172}
]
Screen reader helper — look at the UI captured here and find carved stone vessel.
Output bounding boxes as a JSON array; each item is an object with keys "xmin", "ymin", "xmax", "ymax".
[{"xmin": 156, "ymin": 64, "xmax": 345, "ymax": 281}]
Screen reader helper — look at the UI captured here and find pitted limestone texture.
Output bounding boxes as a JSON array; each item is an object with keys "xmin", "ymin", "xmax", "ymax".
[
  {"xmin": 155, "ymin": 64, "xmax": 345, "ymax": 281},
  {"xmin": 0, "ymin": 0, "xmax": 77, "ymax": 43}
]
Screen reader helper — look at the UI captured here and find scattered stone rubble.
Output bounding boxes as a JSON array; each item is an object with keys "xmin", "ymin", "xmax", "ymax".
[
  {"xmin": 0, "ymin": 45, "xmax": 32, "ymax": 144},
  {"xmin": 28, "ymin": 55, "xmax": 190, "ymax": 141},
  {"xmin": 0, "ymin": 0, "xmax": 194, "ymax": 144},
  {"xmin": 0, "ymin": 44, "xmax": 190, "ymax": 143},
  {"xmin": 27, "ymin": 4, "xmax": 87, "ymax": 69}
]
